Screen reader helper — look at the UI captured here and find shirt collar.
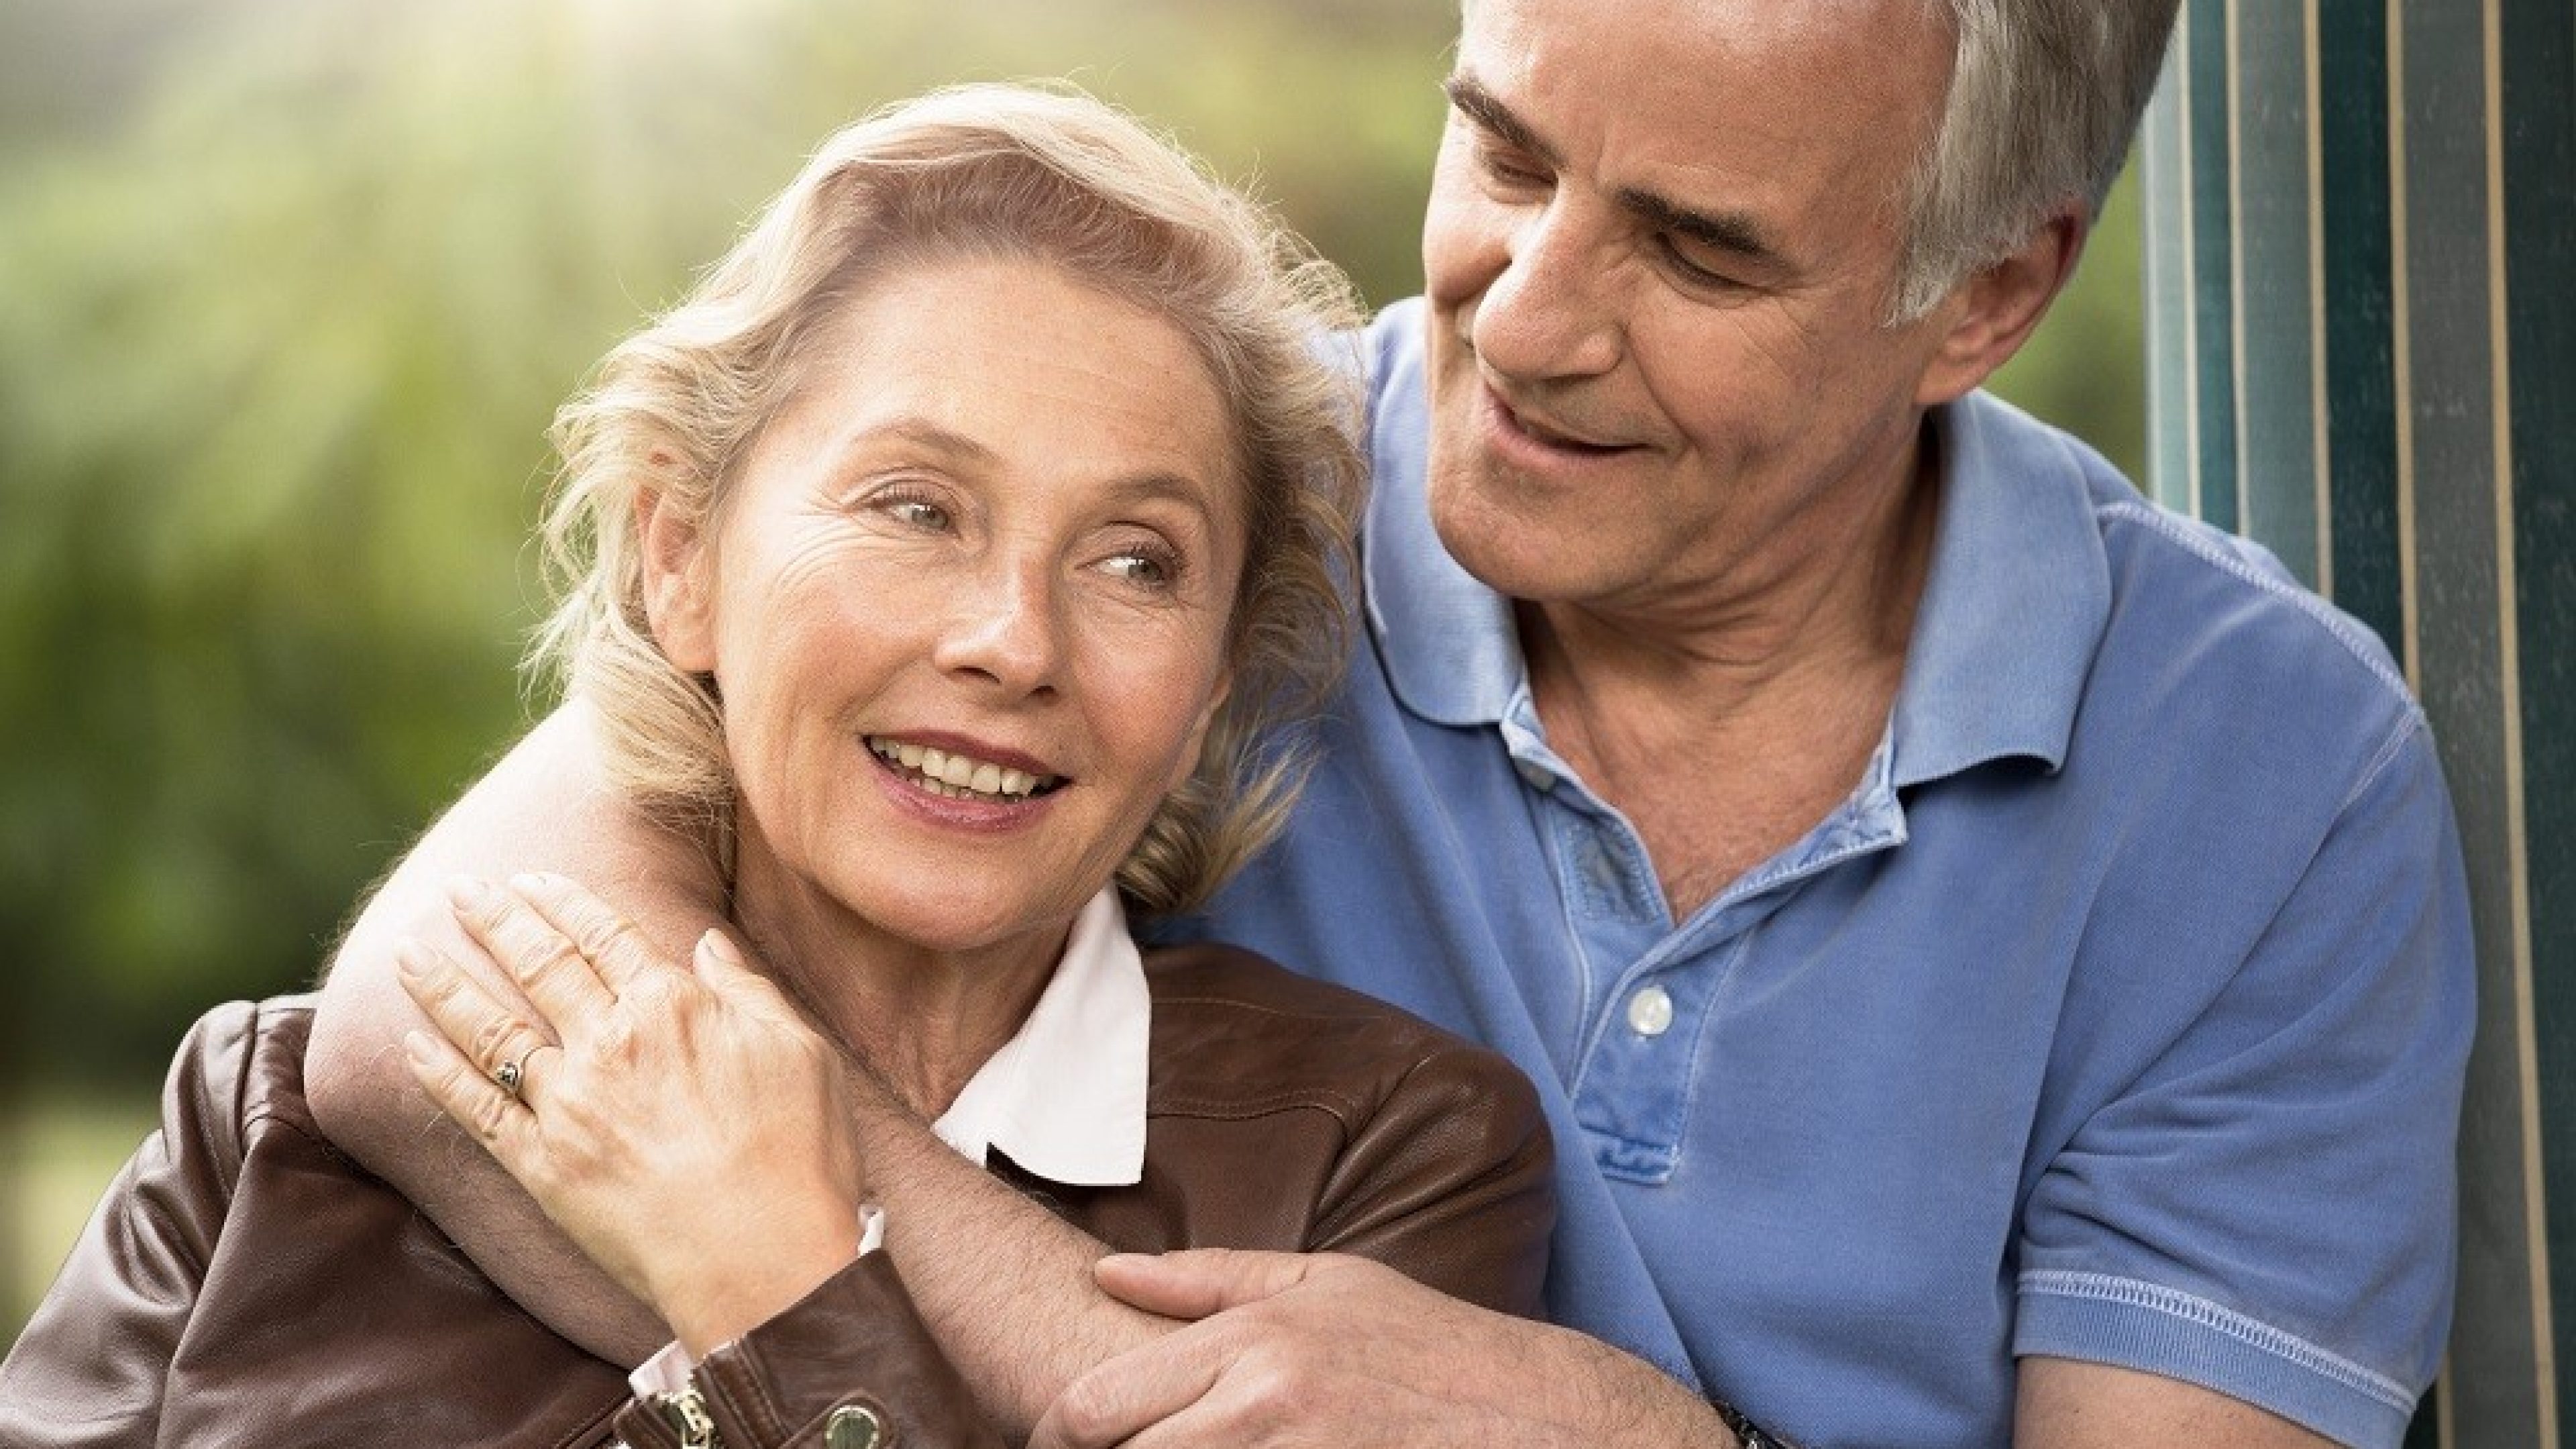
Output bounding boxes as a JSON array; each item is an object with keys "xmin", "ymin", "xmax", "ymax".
[
  {"xmin": 1885, "ymin": 390, "xmax": 2107, "ymax": 784},
  {"xmin": 1363, "ymin": 320, "xmax": 2109, "ymax": 784},
  {"xmin": 1364, "ymin": 298, "xmax": 1527, "ymax": 729},
  {"xmin": 933, "ymin": 888, "xmax": 1150, "ymax": 1187}
]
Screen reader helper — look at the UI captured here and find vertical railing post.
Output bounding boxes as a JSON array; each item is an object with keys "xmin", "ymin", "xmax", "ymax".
[{"xmin": 2141, "ymin": 3, "xmax": 2576, "ymax": 1445}]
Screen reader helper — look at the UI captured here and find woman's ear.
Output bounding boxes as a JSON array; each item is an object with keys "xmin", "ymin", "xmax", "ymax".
[
  {"xmin": 1167, "ymin": 667, "xmax": 1234, "ymax": 797},
  {"xmin": 637, "ymin": 481, "xmax": 717, "ymax": 673}
]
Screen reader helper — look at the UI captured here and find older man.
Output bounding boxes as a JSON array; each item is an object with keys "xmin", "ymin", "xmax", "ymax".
[{"xmin": 312, "ymin": 1, "xmax": 2470, "ymax": 1445}]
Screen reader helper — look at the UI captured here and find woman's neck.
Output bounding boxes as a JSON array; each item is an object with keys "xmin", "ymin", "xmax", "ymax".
[{"xmin": 725, "ymin": 826, "xmax": 1067, "ymax": 1122}]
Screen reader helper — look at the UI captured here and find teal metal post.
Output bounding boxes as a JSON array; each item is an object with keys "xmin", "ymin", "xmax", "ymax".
[{"xmin": 2142, "ymin": 1, "xmax": 2575, "ymax": 1444}]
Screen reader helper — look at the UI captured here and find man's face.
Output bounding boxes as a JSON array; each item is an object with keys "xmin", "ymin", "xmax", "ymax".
[{"xmin": 1423, "ymin": 0, "xmax": 1962, "ymax": 619}]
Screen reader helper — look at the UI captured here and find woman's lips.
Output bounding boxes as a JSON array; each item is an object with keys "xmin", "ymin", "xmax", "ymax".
[{"xmin": 866, "ymin": 735, "xmax": 1063, "ymax": 802}]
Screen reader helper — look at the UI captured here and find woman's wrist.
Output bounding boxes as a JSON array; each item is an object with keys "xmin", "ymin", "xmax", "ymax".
[{"xmin": 661, "ymin": 1205, "xmax": 873, "ymax": 1356}]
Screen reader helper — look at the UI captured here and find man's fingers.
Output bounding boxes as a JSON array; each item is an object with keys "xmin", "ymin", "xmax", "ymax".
[
  {"xmin": 1091, "ymin": 1248, "xmax": 1324, "ymax": 1320},
  {"xmin": 448, "ymin": 875, "xmax": 616, "ymax": 1032},
  {"xmin": 511, "ymin": 873, "xmax": 665, "ymax": 994},
  {"xmin": 1030, "ymin": 1326, "xmax": 1232, "ymax": 1449},
  {"xmin": 396, "ymin": 936, "xmax": 561, "ymax": 1095}
]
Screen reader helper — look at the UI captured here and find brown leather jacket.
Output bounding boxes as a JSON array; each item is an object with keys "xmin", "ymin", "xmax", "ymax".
[{"xmin": 0, "ymin": 943, "xmax": 1552, "ymax": 1448}]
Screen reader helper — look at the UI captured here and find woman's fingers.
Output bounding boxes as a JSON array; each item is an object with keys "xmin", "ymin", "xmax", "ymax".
[
  {"xmin": 511, "ymin": 873, "xmax": 668, "ymax": 995},
  {"xmin": 396, "ymin": 938, "xmax": 561, "ymax": 1100},
  {"xmin": 395, "ymin": 943, "xmax": 553, "ymax": 1180},
  {"xmin": 448, "ymin": 875, "xmax": 617, "ymax": 1033}
]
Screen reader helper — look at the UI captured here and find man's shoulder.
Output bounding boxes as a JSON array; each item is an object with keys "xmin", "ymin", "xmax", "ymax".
[{"xmin": 1962, "ymin": 394, "xmax": 2420, "ymax": 752}]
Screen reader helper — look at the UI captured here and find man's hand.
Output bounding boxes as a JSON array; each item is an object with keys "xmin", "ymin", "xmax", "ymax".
[{"xmin": 1029, "ymin": 1250, "xmax": 1735, "ymax": 1449}]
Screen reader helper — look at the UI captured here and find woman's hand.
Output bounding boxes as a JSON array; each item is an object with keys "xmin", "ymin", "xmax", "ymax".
[{"xmin": 397, "ymin": 872, "xmax": 871, "ymax": 1354}]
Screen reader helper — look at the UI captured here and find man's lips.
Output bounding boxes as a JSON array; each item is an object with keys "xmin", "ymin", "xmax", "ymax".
[{"xmin": 1481, "ymin": 384, "xmax": 1633, "ymax": 457}]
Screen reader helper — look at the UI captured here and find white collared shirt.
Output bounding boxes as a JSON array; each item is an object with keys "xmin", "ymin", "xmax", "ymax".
[{"xmin": 631, "ymin": 887, "xmax": 1152, "ymax": 1393}]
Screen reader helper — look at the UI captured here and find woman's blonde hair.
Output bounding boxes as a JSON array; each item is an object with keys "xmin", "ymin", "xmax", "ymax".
[{"xmin": 530, "ymin": 83, "xmax": 1366, "ymax": 915}]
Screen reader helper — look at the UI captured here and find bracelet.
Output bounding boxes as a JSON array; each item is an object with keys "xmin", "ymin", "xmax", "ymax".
[{"xmin": 1713, "ymin": 1397, "xmax": 1800, "ymax": 1449}]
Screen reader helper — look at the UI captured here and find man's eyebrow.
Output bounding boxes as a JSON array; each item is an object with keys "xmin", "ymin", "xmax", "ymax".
[
  {"xmin": 1442, "ymin": 73, "xmax": 1560, "ymax": 168},
  {"xmin": 1445, "ymin": 68, "xmax": 1787, "ymax": 275},
  {"xmin": 1616, "ymin": 188, "xmax": 1787, "ymax": 272}
]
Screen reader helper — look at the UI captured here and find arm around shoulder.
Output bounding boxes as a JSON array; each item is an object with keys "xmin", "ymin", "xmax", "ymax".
[{"xmin": 303, "ymin": 699, "xmax": 731, "ymax": 1361}]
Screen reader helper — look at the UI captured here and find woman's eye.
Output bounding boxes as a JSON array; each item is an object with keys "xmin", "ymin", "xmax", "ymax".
[
  {"xmin": 885, "ymin": 497, "xmax": 951, "ymax": 531},
  {"xmin": 1099, "ymin": 548, "xmax": 1177, "ymax": 590}
]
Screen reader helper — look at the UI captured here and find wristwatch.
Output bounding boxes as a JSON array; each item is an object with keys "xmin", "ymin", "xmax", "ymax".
[{"xmin": 1713, "ymin": 1397, "xmax": 1801, "ymax": 1449}]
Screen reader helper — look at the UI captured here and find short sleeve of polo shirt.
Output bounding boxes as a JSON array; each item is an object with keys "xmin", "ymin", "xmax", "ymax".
[{"xmin": 2013, "ymin": 713, "xmax": 2472, "ymax": 1449}]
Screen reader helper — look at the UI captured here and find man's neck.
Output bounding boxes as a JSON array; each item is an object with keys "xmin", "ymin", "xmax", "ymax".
[{"xmin": 1521, "ymin": 449, "xmax": 1941, "ymax": 918}]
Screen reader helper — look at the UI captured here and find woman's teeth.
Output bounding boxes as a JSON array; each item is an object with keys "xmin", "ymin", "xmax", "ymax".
[{"xmin": 866, "ymin": 738, "xmax": 1060, "ymax": 802}]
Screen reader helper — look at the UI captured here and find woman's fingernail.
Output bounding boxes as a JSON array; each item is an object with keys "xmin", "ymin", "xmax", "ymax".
[
  {"xmin": 393, "ymin": 938, "xmax": 433, "ymax": 979},
  {"xmin": 507, "ymin": 871, "xmax": 548, "ymax": 898},
  {"xmin": 446, "ymin": 875, "xmax": 491, "ymax": 911},
  {"xmin": 698, "ymin": 929, "xmax": 741, "ymax": 967}
]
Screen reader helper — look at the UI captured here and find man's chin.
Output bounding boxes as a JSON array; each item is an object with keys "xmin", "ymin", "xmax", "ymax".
[{"xmin": 1427, "ymin": 471, "xmax": 1608, "ymax": 606}]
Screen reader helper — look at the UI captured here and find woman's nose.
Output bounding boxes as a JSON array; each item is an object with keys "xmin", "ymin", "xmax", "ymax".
[{"xmin": 931, "ymin": 556, "xmax": 1063, "ymax": 698}]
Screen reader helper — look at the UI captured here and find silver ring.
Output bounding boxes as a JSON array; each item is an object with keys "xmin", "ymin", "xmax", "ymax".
[{"xmin": 493, "ymin": 1057, "xmax": 525, "ymax": 1097}]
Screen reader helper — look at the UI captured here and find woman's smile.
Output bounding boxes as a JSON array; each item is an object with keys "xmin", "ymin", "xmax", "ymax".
[
  {"xmin": 865, "ymin": 735, "xmax": 1065, "ymax": 803},
  {"xmin": 645, "ymin": 257, "xmax": 1244, "ymax": 969}
]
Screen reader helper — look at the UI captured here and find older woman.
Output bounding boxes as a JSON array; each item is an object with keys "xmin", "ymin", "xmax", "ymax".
[{"xmin": 0, "ymin": 86, "xmax": 1549, "ymax": 1448}]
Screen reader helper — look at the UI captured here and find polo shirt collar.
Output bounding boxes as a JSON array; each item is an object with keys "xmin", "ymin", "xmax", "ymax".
[
  {"xmin": 1366, "ymin": 386, "xmax": 2108, "ymax": 782},
  {"xmin": 1886, "ymin": 391, "xmax": 2107, "ymax": 785},
  {"xmin": 933, "ymin": 888, "xmax": 1149, "ymax": 1187},
  {"xmin": 1364, "ymin": 315, "xmax": 1526, "ymax": 728}
]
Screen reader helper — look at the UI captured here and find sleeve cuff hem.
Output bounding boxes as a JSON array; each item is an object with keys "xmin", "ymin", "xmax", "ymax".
[{"xmin": 2015, "ymin": 1270, "xmax": 2421, "ymax": 1449}]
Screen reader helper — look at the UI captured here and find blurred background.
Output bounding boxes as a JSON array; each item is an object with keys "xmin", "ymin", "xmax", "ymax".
[{"xmin": 0, "ymin": 0, "xmax": 2141, "ymax": 1342}]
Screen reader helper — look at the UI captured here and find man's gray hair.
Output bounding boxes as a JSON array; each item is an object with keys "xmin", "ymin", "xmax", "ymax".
[{"xmin": 1894, "ymin": 0, "xmax": 2183, "ymax": 320}]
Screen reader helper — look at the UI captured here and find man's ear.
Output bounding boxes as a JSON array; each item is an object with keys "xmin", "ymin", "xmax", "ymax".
[
  {"xmin": 1913, "ymin": 207, "xmax": 2087, "ymax": 408},
  {"xmin": 637, "ymin": 480, "xmax": 716, "ymax": 674}
]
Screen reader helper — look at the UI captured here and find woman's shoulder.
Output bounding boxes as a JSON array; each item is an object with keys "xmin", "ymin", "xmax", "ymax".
[
  {"xmin": 150, "ymin": 994, "xmax": 326, "ymax": 1171},
  {"xmin": 1127, "ymin": 942, "xmax": 1554, "ymax": 1314},
  {"xmin": 1136, "ymin": 941, "xmax": 1538, "ymax": 1126}
]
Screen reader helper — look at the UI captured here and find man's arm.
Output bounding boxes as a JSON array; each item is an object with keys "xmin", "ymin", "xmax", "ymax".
[
  {"xmin": 306, "ymin": 700, "xmax": 1169, "ymax": 1434},
  {"xmin": 1022, "ymin": 1257, "xmax": 2339, "ymax": 1449}
]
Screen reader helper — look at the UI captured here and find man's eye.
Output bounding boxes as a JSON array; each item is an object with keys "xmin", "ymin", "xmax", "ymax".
[
  {"xmin": 1660, "ymin": 237, "xmax": 1740, "ymax": 290},
  {"xmin": 1476, "ymin": 145, "xmax": 1550, "ymax": 191}
]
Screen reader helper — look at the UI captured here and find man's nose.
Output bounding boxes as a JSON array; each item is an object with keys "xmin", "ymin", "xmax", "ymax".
[{"xmin": 1471, "ymin": 195, "xmax": 1623, "ymax": 384}]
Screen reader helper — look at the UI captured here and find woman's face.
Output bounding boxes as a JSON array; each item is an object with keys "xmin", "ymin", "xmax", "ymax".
[{"xmin": 647, "ymin": 258, "xmax": 1244, "ymax": 961}]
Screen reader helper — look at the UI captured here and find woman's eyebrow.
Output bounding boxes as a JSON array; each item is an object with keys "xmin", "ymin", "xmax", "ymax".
[{"xmin": 861, "ymin": 415, "xmax": 1002, "ymax": 465}]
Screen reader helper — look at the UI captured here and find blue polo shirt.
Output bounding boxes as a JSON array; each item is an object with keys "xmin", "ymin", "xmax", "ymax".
[{"xmin": 1158, "ymin": 299, "xmax": 2472, "ymax": 1448}]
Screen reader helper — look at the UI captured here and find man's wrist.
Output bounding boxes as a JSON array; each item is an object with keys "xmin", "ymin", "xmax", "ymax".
[{"xmin": 1711, "ymin": 1396, "xmax": 1799, "ymax": 1449}]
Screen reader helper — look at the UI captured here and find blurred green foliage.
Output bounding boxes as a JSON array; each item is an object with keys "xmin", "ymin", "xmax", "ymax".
[{"xmin": 0, "ymin": 0, "xmax": 2143, "ymax": 1091}]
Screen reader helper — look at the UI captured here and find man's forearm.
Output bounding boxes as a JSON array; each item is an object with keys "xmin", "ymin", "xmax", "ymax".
[
  {"xmin": 841, "ymin": 1079, "xmax": 1171, "ymax": 1436},
  {"xmin": 307, "ymin": 700, "xmax": 729, "ymax": 1361},
  {"xmin": 306, "ymin": 699, "xmax": 1164, "ymax": 1431}
]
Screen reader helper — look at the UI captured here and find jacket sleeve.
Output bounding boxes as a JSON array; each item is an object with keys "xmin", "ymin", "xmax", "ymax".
[
  {"xmin": 1305, "ymin": 1040, "xmax": 1556, "ymax": 1318},
  {"xmin": 0, "ymin": 1003, "xmax": 258, "ymax": 1448},
  {"xmin": 610, "ymin": 1252, "xmax": 1004, "ymax": 1449}
]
